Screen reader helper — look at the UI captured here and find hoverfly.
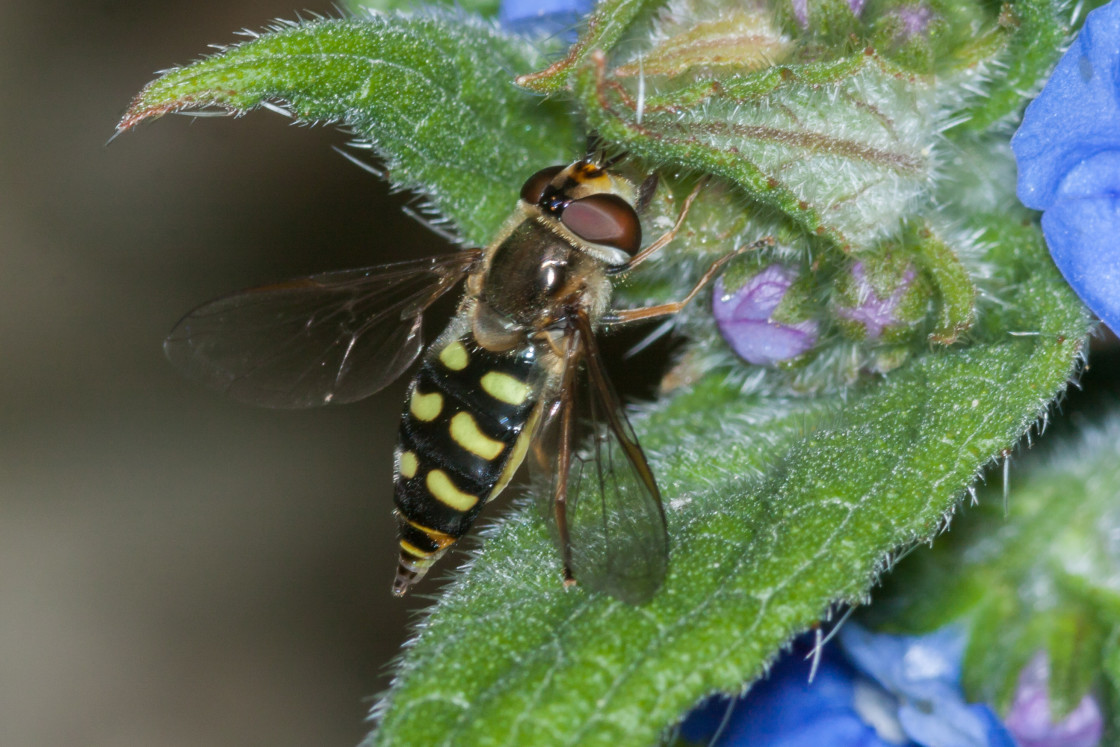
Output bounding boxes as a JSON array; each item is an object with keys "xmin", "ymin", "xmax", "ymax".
[{"xmin": 165, "ymin": 151, "xmax": 747, "ymax": 604}]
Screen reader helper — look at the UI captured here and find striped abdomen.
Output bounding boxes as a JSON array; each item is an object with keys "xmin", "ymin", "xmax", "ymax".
[{"xmin": 391, "ymin": 330, "xmax": 539, "ymax": 595}]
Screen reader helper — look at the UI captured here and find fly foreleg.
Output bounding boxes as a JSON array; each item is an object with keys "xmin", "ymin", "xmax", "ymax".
[
  {"xmin": 604, "ymin": 237, "xmax": 774, "ymax": 326},
  {"xmin": 611, "ymin": 178, "xmax": 707, "ymax": 274}
]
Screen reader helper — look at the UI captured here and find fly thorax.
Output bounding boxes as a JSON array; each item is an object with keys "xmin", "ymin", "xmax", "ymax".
[{"xmin": 482, "ymin": 220, "xmax": 611, "ymax": 328}]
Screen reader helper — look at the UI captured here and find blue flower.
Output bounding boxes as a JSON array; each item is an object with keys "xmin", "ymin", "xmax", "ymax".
[
  {"xmin": 678, "ymin": 624, "xmax": 1016, "ymax": 747},
  {"xmin": 839, "ymin": 625, "xmax": 1014, "ymax": 747},
  {"xmin": 712, "ymin": 265, "xmax": 819, "ymax": 366},
  {"xmin": 1012, "ymin": 0, "xmax": 1120, "ymax": 335},
  {"xmin": 498, "ymin": 0, "xmax": 590, "ymax": 38}
]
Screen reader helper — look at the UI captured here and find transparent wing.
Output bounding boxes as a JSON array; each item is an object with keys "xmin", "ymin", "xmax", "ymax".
[
  {"xmin": 532, "ymin": 310, "xmax": 669, "ymax": 604},
  {"xmin": 164, "ymin": 251, "xmax": 481, "ymax": 408}
]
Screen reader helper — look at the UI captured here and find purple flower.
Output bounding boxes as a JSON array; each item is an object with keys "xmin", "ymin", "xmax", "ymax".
[
  {"xmin": 678, "ymin": 624, "xmax": 1016, "ymax": 747},
  {"xmin": 833, "ymin": 261, "xmax": 920, "ymax": 342},
  {"xmin": 791, "ymin": 0, "xmax": 810, "ymax": 28},
  {"xmin": 1004, "ymin": 652, "xmax": 1103, "ymax": 747},
  {"xmin": 891, "ymin": 4, "xmax": 934, "ymax": 39},
  {"xmin": 712, "ymin": 265, "xmax": 819, "ymax": 366},
  {"xmin": 498, "ymin": 0, "xmax": 589, "ymax": 38},
  {"xmin": 1012, "ymin": 0, "xmax": 1120, "ymax": 335},
  {"xmin": 791, "ymin": 0, "xmax": 867, "ymax": 29}
]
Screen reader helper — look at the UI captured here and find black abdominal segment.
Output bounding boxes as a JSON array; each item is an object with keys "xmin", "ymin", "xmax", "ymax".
[{"xmin": 391, "ymin": 332, "xmax": 539, "ymax": 594}]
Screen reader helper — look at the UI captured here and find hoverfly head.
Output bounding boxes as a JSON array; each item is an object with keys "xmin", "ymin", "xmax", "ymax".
[{"xmin": 519, "ymin": 160, "xmax": 643, "ymax": 261}]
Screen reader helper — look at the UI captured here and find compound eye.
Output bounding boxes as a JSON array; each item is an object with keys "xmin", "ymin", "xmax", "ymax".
[
  {"xmin": 560, "ymin": 193, "xmax": 642, "ymax": 254},
  {"xmin": 520, "ymin": 165, "xmax": 566, "ymax": 205}
]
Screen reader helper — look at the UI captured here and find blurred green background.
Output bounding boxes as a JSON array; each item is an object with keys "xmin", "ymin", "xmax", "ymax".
[{"xmin": 1, "ymin": 2, "xmax": 446, "ymax": 745}]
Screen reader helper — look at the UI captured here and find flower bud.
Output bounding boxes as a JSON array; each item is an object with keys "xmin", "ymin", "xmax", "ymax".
[
  {"xmin": 832, "ymin": 256, "xmax": 930, "ymax": 344},
  {"xmin": 790, "ymin": 0, "xmax": 868, "ymax": 30},
  {"xmin": 713, "ymin": 265, "xmax": 819, "ymax": 366},
  {"xmin": 1004, "ymin": 652, "xmax": 1103, "ymax": 747},
  {"xmin": 891, "ymin": 4, "xmax": 935, "ymax": 40}
]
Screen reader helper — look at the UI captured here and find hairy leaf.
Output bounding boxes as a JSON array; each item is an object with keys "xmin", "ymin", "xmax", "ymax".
[
  {"xmin": 516, "ymin": 0, "xmax": 664, "ymax": 93},
  {"xmin": 910, "ymin": 222, "xmax": 976, "ymax": 344},
  {"xmin": 369, "ymin": 221, "xmax": 1088, "ymax": 745},
  {"xmin": 575, "ymin": 51, "xmax": 936, "ymax": 250},
  {"xmin": 118, "ymin": 17, "xmax": 579, "ymax": 245},
  {"xmin": 957, "ymin": 0, "xmax": 1070, "ymax": 131},
  {"xmin": 866, "ymin": 408, "xmax": 1120, "ymax": 719}
]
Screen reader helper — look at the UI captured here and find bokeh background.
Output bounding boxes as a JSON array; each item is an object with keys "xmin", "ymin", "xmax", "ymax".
[
  {"xmin": 2, "ymin": 2, "xmax": 442, "ymax": 745},
  {"xmin": 7, "ymin": 2, "xmax": 1120, "ymax": 746}
]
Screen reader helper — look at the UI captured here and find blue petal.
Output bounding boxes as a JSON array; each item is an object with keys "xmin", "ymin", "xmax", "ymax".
[
  {"xmin": 681, "ymin": 643, "xmax": 912, "ymax": 747},
  {"xmin": 498, "ymin": 0, "xmax": 590, "ymax": 37},
  {"xmin": 712, "ymin": 270, "xmax": 819, "ymax": 365},
  {"xmin": 897, "ymin": 691, "xmax": 995, "ymax": 747},
  {"xmin": 1011, "ymin": 2, "xmax": 1120, "ymax": 334},
  {"xmin": 1041, "ymin": 194, "xmax": 1120, "ymax": 334},
  {"xmin": 839, "ymin": 624, "xmax": 965, "ymax": 698},
  {"xmin": 1012, "ymin": 1, "xmax": 1120, "ymax": 211},
  {"xmin": 972, "ymin": 704, "xmax": 1019, "ymax": 747},
  {"xmin": 678, "ymin": 696, "xmax": 738, "ymax": 743}
]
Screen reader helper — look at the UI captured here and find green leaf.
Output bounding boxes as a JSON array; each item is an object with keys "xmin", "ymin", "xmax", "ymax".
[
  {"xmin": 117, "ymin": 17, "xmax": 579, "ymax": 245},
  {"xmin": 956, "ymin": 0, "xmax": 1069, "ymax": 131},
  {"xmin": 865, "ymin": 408, "xmax": 1120, "ymax": 718},
  {"xmin": 369, "ymin": 221, "xmax": 1088, "ymax": 744},
  {"xmin": 910, "ymin": 221, "xmax": 976, "ymax": 344},
  {"xmin": 515, "ymin": 0, "xmax": 664, "ymax": 93},
  {"xmin": 1047, "ymin": 609, "xmax": 1109, "ymax": 718},
  {"xmin": 610, "ymin": 8, "xmax": 791, "ymax": 79},
  {"xmin": 574, "ymin": 51, "xmax": 936, "ymax": 250}
]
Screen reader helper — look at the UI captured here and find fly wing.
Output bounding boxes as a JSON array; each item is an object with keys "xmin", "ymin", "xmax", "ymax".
[
  {"xmin": 533, "ymin": 311, "xmax": 669, "ymax": 604},
  {"xmin": 164, "ymin": 251, "xmax": 480, "ymax": 408}
]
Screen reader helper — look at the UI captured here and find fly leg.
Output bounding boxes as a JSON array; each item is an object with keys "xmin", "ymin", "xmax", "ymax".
[
  {"xmin": 610, "ymin": 177, "xmax": 707, "ymax": 275},
  {"xmin": 535, "ymin": 328, "xmax": 585, "ymax": 589},
  {"xmin": 604, "ymin": 237, "xmax": 774, "ymax": 326},
  {"xmin": 554, "ymin": 450, "xmax": 577, "ymax": 590}
]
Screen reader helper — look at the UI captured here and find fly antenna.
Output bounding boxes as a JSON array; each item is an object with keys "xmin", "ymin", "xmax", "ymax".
[{"xmin": 584, "ymin": 131, "xmax": 627, "ymax": 169}]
